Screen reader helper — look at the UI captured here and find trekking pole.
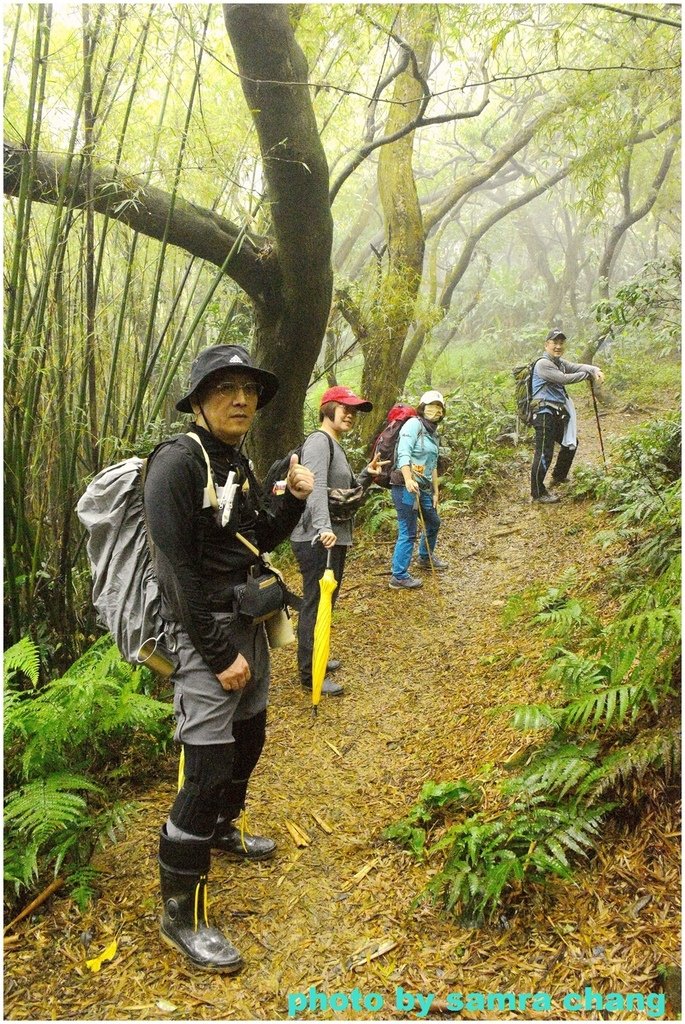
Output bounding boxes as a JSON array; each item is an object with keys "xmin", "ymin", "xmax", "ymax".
[
  {"xmin": 589, "ymin": 378, "xmax": 608, "ymax": 472},
  {"xmin": 415, "ymin": 497, "xmax": 435, "ymax": 578}
]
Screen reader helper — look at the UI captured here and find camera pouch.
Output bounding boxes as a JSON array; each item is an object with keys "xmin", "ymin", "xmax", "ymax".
[
  {"xmin": 328, "ymin": 484, "xmax": 366, "ymax": 523},
  {"xmin": 233, "ymin": 569, "xmax": 286, "ymax": 624}
]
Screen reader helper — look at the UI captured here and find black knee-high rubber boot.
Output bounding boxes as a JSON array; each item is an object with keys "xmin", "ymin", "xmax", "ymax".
[
  {"xmin": 211, "ymin": 712, "xmax": 276, "ymax": 861},
  {"xmin": 158, "ymin": 827, "xmax": 243, "ymax": 972}
]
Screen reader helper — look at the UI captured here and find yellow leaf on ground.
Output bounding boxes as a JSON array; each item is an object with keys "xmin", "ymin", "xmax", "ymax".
[
  {"xmin": 156, "ymin": 999, "xmax": 178, "ymax": 1013},
  {"xmin": 85, "ymin": 938, "xmax": 117, "ymax": 972},
  {"xmin": 311, "ymin": 812, "xmax": 333, "ymax": 834}
]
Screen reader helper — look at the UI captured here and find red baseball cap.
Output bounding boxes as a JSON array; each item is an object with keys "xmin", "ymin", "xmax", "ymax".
[{"xmin": 320, "ymin": 385, "xmax": 373, "ymax": 412}]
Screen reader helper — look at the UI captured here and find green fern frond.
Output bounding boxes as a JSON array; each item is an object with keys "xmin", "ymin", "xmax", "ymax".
[
  {"xmin": 4, "ymin": 773, "xmax": 103, "ymax": 844},
  {"xmin": 4, "ymin": 636, "xmax": 40, "ymax": 687},
  {"xmin": 3, "ymin": 840, "xmax": 41, "ymax": 893},
  {"xmin": 511, "ymin": 703, "xmax": 558, "ymax": 731},
  {"xmin": 560, "ymin": 681, "xmax": 644, "ymax": 731},
  {"xmin": 578, "ymin": 725, "xmax": 682, "ymax": 800},
  {"xmin": 547, "ymin": 650, "xmax": 611, "ymax": 695},
  {"xmin": 66, "ymin": 866, "xmax": 102, "ymax": 912}
]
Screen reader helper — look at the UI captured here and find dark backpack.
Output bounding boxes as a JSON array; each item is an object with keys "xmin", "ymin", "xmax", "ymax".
[
  {"xmin": 512, "ymin": 358, "xmax": 541, "ymax": 427},
  {"xmin": 263, "ymin": 431, "xmax": 335, "ymax": 501},
  {"xmin": 370, "ymin": 404, "xmax": 417, "ymax": 488},
  {"xmin": 263, "ymin": 431, "xmax": 368, "ymax": 522}
]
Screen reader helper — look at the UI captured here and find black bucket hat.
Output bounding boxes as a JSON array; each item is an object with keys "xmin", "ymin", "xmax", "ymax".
[{"xmin": 175, "ymin": 344, "xmax": 279, "ymax": 412}]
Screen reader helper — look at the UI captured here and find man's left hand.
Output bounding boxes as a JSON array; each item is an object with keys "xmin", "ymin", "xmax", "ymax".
[{"xmin": 286, "ymin": 453, "xmax": 314, "ymax": 499}]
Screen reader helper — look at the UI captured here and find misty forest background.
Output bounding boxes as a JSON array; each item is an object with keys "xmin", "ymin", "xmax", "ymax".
[{"xmin": 3, "ymin": 2, "xmax": 681, "ymax": 933}]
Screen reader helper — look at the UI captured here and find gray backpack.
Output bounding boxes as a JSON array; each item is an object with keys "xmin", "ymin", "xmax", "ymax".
[{"xmin": 76, "ymin": 433, "xmax": 214, "ymax": 671}]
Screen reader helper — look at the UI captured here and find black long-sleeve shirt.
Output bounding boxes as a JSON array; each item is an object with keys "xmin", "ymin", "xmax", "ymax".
[{"xmin": 144, "ymin": 425, "xmax": 304, "ymax": 674}]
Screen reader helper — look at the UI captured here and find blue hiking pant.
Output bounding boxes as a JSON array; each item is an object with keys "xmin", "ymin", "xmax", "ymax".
[{"xmin": 390, "ymin": 485, "xmax": 441, "ymax": 579}]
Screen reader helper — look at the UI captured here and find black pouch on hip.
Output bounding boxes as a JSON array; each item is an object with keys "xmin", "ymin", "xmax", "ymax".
[{"xmin": 233, "ymin": 568, "xmax": 286, "ymax": 624}]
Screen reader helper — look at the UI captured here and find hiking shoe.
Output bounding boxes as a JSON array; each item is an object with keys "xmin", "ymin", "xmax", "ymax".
[
  {"xmin": 549, "ymin": 477, "xmax": 570, "ymax": 489},
  {"xmin": 389, "ymin": 575, "xmax": 423, "ymax": 590},
  {"xmin": 417, "ymin": 556, "xmax": 449, "ymax": 570},
  {"xmin": 301, "ymin": 677, "xmax": 344, "ymax": 696},
  {"xmin": 532, "ymin": 493, "xmax": 560, "ymax": 504},
  {"xmin": 326, "ymin": 658, "xmax": 341, "ymax": 672}
]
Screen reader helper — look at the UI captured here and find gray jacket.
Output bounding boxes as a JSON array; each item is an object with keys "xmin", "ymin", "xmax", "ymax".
[
  {"xmin": 290, "ymin": 430, "xmax": 371, "ymax": 546},
  {"xmin": 532, "ymin": 353, "xmax": 598, "ymax": 409}
]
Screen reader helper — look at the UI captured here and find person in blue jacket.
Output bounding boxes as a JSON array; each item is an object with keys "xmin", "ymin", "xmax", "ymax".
[{"xmin": 388, "ymin": 390, "xmax": 448, "ymax": 590}]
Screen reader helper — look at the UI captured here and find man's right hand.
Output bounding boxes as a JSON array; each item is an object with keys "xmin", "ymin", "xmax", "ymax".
[{"xmin": 216, "ymin": 653, "xmax": 251, "ymax": 691}]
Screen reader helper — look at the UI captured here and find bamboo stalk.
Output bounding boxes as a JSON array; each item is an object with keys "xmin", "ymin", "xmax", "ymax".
[
  {"xmin": 3, "ymin": 877, "xmax": 65, "ymax": 935},
  {"xmin": 83, "ymin": 5, "xmax": 100, "ymax": 469},
  {"xmin": 3, "ymin": 4, "xmax": 22, "ymax": 103},
  {"xmin": 126, "ymin": 12, "xmax": 208, "ymax": 442}
]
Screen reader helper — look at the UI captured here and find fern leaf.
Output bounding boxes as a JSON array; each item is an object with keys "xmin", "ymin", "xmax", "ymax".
[
  {"xmin": 4, "ymin": 636, "xmax": 40, "ymax": 687},
  {"xmin": 511, "ymin": 703, "xmax": 557, "ymax": 731}
]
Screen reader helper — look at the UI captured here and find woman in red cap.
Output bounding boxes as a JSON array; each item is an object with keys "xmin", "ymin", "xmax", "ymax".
[{"xmin": 290, "ymin": 386, "xmax": 386, "ymax": 696}]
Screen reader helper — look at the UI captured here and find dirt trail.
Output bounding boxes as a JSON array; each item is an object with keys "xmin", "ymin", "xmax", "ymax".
[{"xmin": 5, "ymin": 404, "xmax": 680, "ymax": 1021}]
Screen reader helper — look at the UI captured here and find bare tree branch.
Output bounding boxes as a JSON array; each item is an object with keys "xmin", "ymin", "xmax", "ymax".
[{"xmin": 585, "ymin": 4, "xmax": 682, "ymax": 30}]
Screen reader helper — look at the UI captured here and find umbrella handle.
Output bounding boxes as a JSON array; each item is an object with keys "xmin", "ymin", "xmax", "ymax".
[{"xmin": 326, "ymin": 549, "xmax": 333, "ymax": 570}]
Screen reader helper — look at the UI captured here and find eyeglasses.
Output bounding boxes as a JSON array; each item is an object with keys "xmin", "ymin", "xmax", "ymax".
[{"xmin": 213, "ymin": 380, "xmax": 263, "ymax": 399}]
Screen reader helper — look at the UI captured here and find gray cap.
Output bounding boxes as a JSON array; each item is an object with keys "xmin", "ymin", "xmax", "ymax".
[{"xmin": 175, "ymin": 344, "xmax": 279, "ymax": 412}]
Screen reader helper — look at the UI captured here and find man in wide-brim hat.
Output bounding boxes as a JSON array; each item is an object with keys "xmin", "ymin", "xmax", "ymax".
[{"xmin": 144, "ymin": 344, "xmax": 313, "ymax": 972}]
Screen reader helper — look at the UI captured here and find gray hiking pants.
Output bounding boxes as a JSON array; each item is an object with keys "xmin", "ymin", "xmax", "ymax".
[{"xmin": 166, "ymin": 611, "xmax": 271, "ymax": 745}]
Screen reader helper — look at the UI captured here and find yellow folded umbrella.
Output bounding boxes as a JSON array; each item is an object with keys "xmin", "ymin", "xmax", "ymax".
[{"xmin": 311, "ymin": 550, "xmax": 338, "ymax": 713}]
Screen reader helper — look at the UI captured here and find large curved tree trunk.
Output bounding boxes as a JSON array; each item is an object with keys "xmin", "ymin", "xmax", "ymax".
[{"xmin": 223, "ymin": 5, "xmax": 333, "ymax": 471}]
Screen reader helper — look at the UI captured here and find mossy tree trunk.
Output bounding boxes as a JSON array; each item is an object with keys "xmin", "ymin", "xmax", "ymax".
[{"xmin": 357, "ymin": 7, "xmax": 436, "ymax": 444}]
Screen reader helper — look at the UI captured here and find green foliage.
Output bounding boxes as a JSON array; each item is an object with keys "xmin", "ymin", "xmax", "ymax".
[
  {"xmin": 382, "ymin": 780, "xmax": 481, "ymax": 859},
  {"xmin": 3, "ymin": 635, "xmax": 40, "ymax": 686},
  {"xmin": 574, "ymin": 417, "xmax": 681, "ymax": 586},
  {"xmin": 387, "ymin": 416, "xmax": 680, "ymax": 922},
  {"xmin": 4, "ymin": 636, "xmax": 173, "ymax": 906},
  {"xmin": 594, "ymin": 253, "xmax": 681, "ymax": 357},
  {"xmin": 423, "ymin": 803, "xmax": 610, "ymax": 925}
]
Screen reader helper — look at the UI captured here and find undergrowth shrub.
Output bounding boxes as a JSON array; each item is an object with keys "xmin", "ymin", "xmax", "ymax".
[
  {"xmin": 385, "ymin": 417, "xmax": 681, "ymax": 924},
  {"xmin": 4, "ymin": 635, "xmax": 173, "ymax": 911}
]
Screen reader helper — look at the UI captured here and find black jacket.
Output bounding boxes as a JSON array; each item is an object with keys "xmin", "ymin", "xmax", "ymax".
[{"xmin": 144, "ymin": 425, "xmax": 304, "ymax": 673}]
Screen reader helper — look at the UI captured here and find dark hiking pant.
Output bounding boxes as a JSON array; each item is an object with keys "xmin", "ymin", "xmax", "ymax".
[
  {"xmin": 166, "ymin": 612, "xmax": 270, "ymax": 838},
  {"xmin": 291, "ymin": 541, "xmax": 347, "ymax": 687},
  {"xmin": 531, "ymin": 410, "xmax": 576, "ymax": 499}
]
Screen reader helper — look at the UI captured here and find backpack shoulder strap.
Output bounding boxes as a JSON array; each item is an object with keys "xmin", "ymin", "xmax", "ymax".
[
  {"xmin": 301, "ymin": 430, "xmax": 334, "ymax": 462},
  {"xmin": 183, "ymin": 431, "xmax": 219, "ymax": 510}
]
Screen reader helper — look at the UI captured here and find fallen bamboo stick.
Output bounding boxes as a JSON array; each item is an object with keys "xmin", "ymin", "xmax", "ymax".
[{"xmin": 4, "ymin": 876, "xmax": 65, "ymax": 934}]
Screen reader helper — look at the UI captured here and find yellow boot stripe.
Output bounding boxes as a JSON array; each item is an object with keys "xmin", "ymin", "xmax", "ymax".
[
  {"xmin": 193, "ymin": 878, "xmax": 201, "ymax": 931},
  {"xmin": 177, "ymin": 747, "xmax": 185, "ymax": 792},
  {"xmin": 239, "ymin": 809, "xmax": 249, "ymax": 852}
]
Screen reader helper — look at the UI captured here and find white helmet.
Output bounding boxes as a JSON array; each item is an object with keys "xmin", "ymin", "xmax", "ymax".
[{"xmin": 420, "ymin": 390, "xmax": 445, "ymax": 407}]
